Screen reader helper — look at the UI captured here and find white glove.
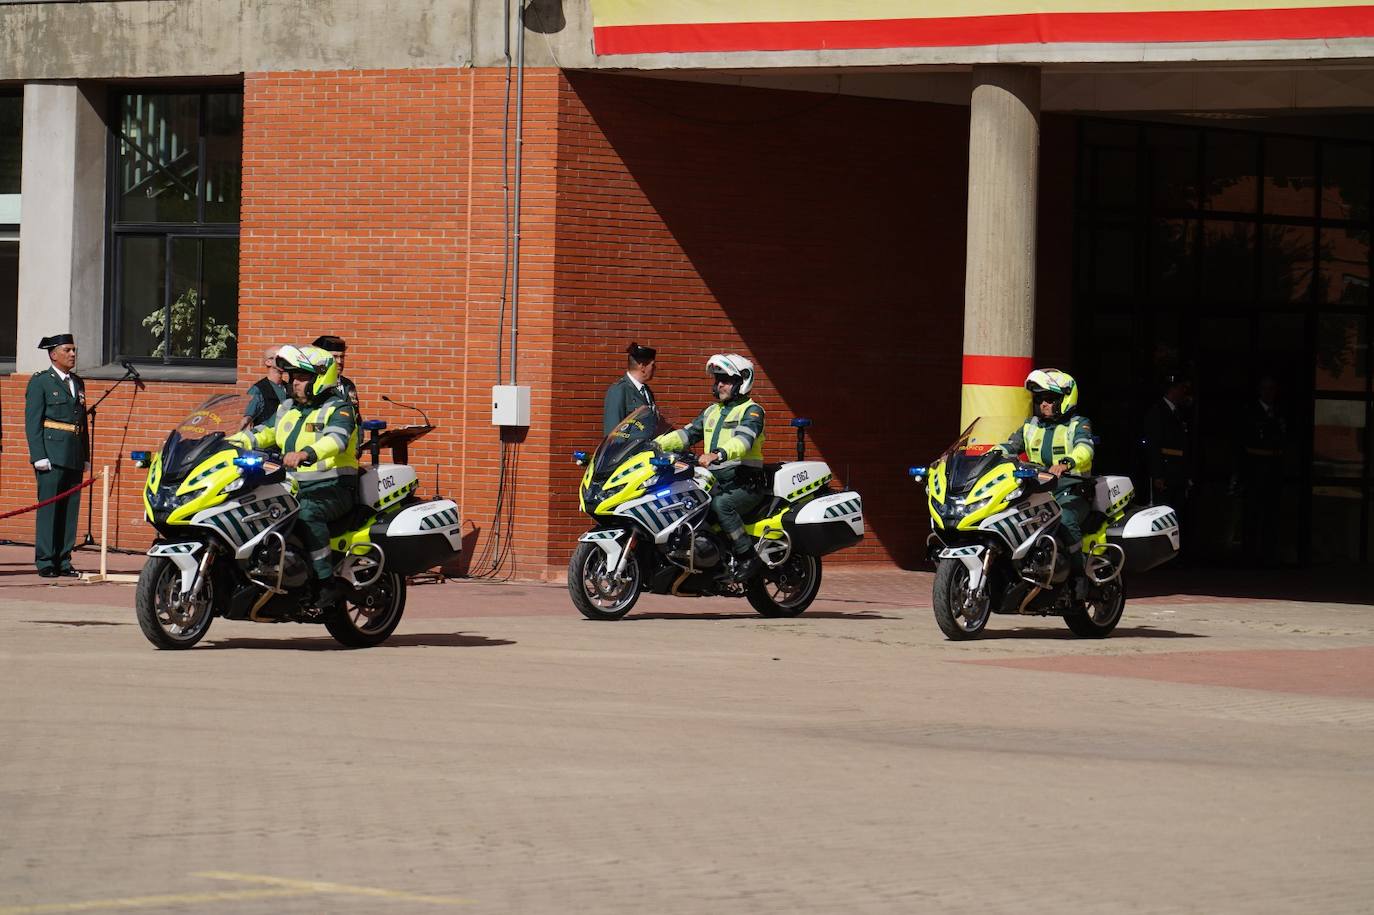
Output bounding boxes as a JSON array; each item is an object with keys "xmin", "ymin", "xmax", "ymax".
[{"xmin": 33, "ymin": 459, "xmax": 52, "ymax": 472}]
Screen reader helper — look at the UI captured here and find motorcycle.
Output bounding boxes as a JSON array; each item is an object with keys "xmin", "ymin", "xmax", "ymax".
[
  {"xmin": 569, "ymin": 406, "xmax": 865, "ymax": 620},
  {"xmin": 132, "ymin": 392, "xmax": 463, "ymax": 649},
  {"xmin": 910, "ymin": 419, "xmax": 1179, "ymax": 640}
]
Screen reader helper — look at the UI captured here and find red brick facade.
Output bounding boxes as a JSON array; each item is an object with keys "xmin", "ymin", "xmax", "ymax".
[{"xmin": 0, "ymin": 69, "xmax": 1074, "ymax": 578}]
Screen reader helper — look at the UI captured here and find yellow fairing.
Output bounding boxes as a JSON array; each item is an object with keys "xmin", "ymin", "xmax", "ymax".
[
  {"xmin": 585, "ymin": 449, "xmax": 659, "ymax": 516},
  {"xmin": 744, "ymin": 507, "xmax": 788, "ymax": 541},
  {"xmin": 331, "ymin": 523, "xmax": 374, "ymax": 554},
  {"xmin": 925, "ymin": 456, "xmax": 1022, "ymax": 532},
  {"xmin": 144, "ymin": 448, "xmax": 241, "ymax": 525},
  {"xmin": 955, "ymin": 464, "xmax": 1019, "ymax": 531},
  {"xmin": 142, "ymin": 452, "xmax": 163, "ymax": 521}
]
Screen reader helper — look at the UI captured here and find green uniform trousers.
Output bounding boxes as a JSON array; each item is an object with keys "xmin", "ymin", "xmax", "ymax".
[
  {"xmin": 35, "ymin": 466, "xmax": 83, "ymax": 573},
  {"xmin": 296, "ymin": 478, "xmax": 356, "ymax": 580},
  {"xmin": 1054, "ymin": 483, "xmax": 1088, "ymax": 573},
  {"xmin": 711, "ymin": 485, "xmax": 765, "ymax": 553}
]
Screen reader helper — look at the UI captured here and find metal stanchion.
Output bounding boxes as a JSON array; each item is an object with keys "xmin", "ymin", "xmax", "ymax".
[{"xmin": 81, "ymin": 466, "xmax": 139, "ymax": 584}]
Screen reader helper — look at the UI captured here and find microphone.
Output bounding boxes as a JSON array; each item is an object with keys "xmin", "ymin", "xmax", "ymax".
[
  {"xmin": 382, "ymin": 394, "xmax": 432, "ymax": 428},
  {"xmin": 121, "ymin": 360, "xmax": 146, "ymax": 391}
]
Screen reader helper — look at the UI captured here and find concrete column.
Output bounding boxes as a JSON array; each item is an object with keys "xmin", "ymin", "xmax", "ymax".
[
  {"xmin": 960, "ymin": 65, "xmax": 1039, "ymax": 450},
  {"xmin": 16, "ymin": 83, "xmax": 106, "ymax": 374}
]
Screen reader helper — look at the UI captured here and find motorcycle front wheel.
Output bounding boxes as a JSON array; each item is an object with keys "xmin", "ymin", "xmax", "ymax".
[
  {"xmin": 324, "ymin": 571, "xmax": 406, "ymax": 647},
  {"xmin": 135, "ymin": 556, "xmax": 215, "ymax": 650},
  {"xmin": 932, "ymin": 560, "xmax": 992, "ymax": 640},
  {"xmin": 568, "ymin": 540, "xmax": 642, "ymax": 620},
  {"xmin": 746, "ymin": 554, "xmax": 822, "ymax": 617},
  {"xmin": 1062, "ymin": 578, "xmax": 1125, "ymax": 637}
]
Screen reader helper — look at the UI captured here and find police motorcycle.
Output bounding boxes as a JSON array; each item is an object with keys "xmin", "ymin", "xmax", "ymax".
[
  {"xmin": 911, "ymin": 419, "xmax": 1179, "ymax": 640},
  {"xmin": 132, "ymin": 392, "xmax": 463, "ymax": 649},
  {"xmin": 569, "ymin": 406, "xmax": 864, "ymax": 620}
]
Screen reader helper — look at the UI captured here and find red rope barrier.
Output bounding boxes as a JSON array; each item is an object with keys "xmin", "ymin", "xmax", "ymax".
[{"xmin": 0, "ymin": 474, "xmax": 100, "ymax": 521}]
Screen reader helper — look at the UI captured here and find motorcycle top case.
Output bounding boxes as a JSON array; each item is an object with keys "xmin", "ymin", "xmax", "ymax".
[
  {"xmin": 783, "ymin": 490, "xmax": 863, "ymax": 556},
  {"xmin": 1106, "ymin": 505, "xmax": 1180, "ymax": 572}
]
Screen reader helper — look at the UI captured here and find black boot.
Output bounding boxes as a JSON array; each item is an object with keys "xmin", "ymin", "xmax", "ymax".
[
  {"xmin": 315, "ymin": 579, "xmax": 345, "ymax": 611},
  {"xmin": 729, "ymin": 552, "xmax": 761, "ymax": 583}
]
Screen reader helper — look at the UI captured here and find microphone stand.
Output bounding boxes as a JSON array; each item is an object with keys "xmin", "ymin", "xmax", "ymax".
[{"xmin": 82, "ymin": 365, "xmax": 140, "ymax": 546}]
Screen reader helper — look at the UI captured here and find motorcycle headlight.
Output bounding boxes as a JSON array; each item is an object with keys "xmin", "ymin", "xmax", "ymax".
[{"xmin": 224, "ymin": 478, "xmax": 245, "ymax": 494}]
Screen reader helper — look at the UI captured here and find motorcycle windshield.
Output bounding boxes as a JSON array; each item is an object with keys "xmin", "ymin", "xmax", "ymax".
[
  {"xmin": 161, "ymin": 391, "xmax": 256, "ymax": 481},
  {"xmin": 935, "ymin": 418, "xmax": 1008, "ymax": 495},
  {"xmin": 591, "ymin": 406, "xmax": 672, "ymax": 484}
]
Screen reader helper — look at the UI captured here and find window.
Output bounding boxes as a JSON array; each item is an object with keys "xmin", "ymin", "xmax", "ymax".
[
  {"xmin": 0, "ymin": 90, "xmax": 20, "ymax": 361},
  {"xmin": 1078, "ymin": 119, "xmax": 1374, "ymax": 563},
  {"xmin": 108, "ymin": 90, "xmax": 241, "ymax": 364}
]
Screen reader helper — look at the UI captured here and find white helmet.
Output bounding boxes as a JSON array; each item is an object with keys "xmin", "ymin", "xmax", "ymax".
[{"xmin": 706, "ymin": 353, "xmax": 755, "ymax": 396}]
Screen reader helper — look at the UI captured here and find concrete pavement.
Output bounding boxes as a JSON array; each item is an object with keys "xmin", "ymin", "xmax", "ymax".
[{"xmin": 1, "ymin": 545, "xmax": 1372, "ymax": 913}]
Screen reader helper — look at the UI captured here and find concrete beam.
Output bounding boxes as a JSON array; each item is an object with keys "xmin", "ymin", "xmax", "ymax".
[{"xmin": 16, "ymin": 83, "xmax": 106, "ymax": 374}]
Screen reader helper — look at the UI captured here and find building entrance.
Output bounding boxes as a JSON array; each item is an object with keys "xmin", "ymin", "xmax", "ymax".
[{"xmin": 1075, "ymin": 116, "xmax": 1372, "ymax": 565}]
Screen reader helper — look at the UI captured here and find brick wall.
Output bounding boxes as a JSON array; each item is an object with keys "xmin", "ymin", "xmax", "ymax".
[
  {"xmin": 550, "ymin": 73, "xmax": 973, "ymax": 568},
  {"xmin": 0, "ymin": 69, "xmax": 1078, "ymax": 578},
  {"xmin": 239, "ymin": 67, "xmax": 563, "ymax": 581}
]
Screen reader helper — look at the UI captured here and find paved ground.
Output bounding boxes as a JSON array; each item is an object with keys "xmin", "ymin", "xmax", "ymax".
[{"xmin": 2, "ymin": 543, "xmax": 1372, "ymax": 914}]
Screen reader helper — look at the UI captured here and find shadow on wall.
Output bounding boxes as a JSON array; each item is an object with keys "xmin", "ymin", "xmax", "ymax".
[{"xmin": 555, "ymin": 73, "xmax": 973, "ymax": 568}]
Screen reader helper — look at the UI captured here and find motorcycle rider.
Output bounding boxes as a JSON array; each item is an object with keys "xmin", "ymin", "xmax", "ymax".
[
  {"xmin": 654, "ymin": 354, "xmax": 766, "ymax": 582},
  {"xmin": 230, "ymin": 344, "xmax": 359, "ymax": 609},
  {"xmin": 993, "ymin": 369, "xmax": 1095, "ymax": 595}
]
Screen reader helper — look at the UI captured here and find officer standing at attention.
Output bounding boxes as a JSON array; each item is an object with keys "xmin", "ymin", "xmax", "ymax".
[
  {"xmin": 602, "ymin": 342, "xmax": 657, "ymax": 436},
  {"xmin": 231, "ymin": 345, "xmax": 359, "ymax": 610},
  {"xmin": 993, "ymin": 369, "xmax": 1096, "ymax": 595},
  {"xmin": 654, "ymin": 354, "xmax": 766, "ymax": 582},
  {"xmin": 242, "ymin": 345, "xmax": 288, "ymax": 430},
  {"xmin": 24, "ymin": 334, "xmax": 89, "ymax": 578},
  {"xmin": 1236, "ymin": 375, "xmax": 1286, "ymax": 565},
  {"xmin": 1143, "ymin": 374, "xmax": 1194, "ymax": 508},
  {"xmin": 312, "ymin": 335, "xmax": 360, "ymax": 414}
]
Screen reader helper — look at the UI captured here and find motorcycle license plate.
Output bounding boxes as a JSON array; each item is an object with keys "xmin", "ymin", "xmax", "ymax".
[{"xmin": 938, "ymin": 545, "xmax": 983, "ymax": 560}]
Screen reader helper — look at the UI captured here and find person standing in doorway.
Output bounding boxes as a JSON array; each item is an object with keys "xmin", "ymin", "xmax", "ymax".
[
  {"xmin": 1235, "ymin": 376, "xmax": 1287, "ymax": 566},
  {"xmin": 603, "ymin": 342, "xmax": 657, "ymax": 436},
  {"xmin": 1143, "ymin": 373, "xmax": 1194, "ymax": 556},
  {"xmin": 24, "ymin": 334, "xmax": 89, "ymax": 578}
]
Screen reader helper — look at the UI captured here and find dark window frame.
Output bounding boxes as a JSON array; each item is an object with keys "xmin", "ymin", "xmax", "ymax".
[{"xmin": 104, "ymin": 86, "xmax": 242, "ymax": 368}]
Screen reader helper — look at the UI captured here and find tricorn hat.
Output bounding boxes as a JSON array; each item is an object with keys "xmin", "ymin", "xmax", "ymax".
[
  {"xmin": 38, "ymin": 334, "xmax": 74, "ymax": 351},
  {"xmin": 626, "ymin": 342, "xmax": 656, "ymax": 363}
]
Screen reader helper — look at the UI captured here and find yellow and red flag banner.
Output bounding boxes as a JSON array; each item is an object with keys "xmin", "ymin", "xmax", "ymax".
[{"xmin": 591, "ymin": 1, "xmax": 1374, "ymax": 55}]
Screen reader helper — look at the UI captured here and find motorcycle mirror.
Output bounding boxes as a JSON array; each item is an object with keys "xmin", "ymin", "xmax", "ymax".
[{"xmin": 1013, "ymin": 468, "xmax": 1039, "ymax": 479}]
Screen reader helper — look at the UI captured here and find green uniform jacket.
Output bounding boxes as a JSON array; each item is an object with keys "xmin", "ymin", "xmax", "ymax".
[
  {"xmin": 997, "ymin": 413, "xmax": 1095, "ymax": 473},
  {"xmin": 654, "ymin": 396, "xmax": 766, "ymax": 487},
  {"xmin": 25, "ymin": 367, "xmax": 89, "ymax": 470},
  {"xmin": 602, "ymin": 375, "xmax": 656, "ymax": 437}
]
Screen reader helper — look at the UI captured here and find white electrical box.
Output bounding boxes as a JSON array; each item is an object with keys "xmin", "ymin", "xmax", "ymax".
[{"xmin": 492, "ymin": 385, "xmax": 531, "ymax": 426}]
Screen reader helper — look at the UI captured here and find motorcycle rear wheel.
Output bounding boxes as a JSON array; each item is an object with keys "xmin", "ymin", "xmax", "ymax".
[
  {"xmin": 324, "ymin": 571, "xmax": 406, "ymax": 647},
  {"xmin": 135, "ymin": 556, "xmax": 215, "ymax": 650},
  {"xmin": 568, "ymin": 540, "xmax": 642, "ymax": 620},
  {"xmin": 932, "ymin": 560, "xmax": 991, "ymax": 640},
  {"xmin": 1062, "ymin": 579, "xmax": 1125, "ymax": 637},
  {"xmin": 747, "ymin": 554, "xmax": 822, "ymax": 617}
]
